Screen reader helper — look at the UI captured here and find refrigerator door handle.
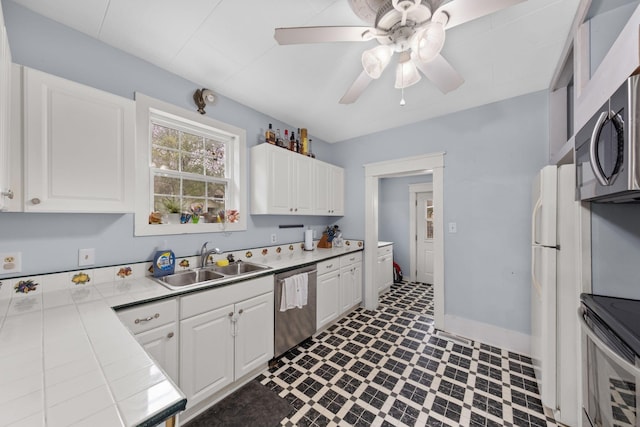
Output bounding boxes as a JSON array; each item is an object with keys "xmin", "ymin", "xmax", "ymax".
[{"xmin": 531, "ymin": 197, "xmax": 543, "ymax": 245}]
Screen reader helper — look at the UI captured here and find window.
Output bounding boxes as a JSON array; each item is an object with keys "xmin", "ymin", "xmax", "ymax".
[{"xmin": 134, "ymin": 93, "xmax": 246, "ymax": 236}]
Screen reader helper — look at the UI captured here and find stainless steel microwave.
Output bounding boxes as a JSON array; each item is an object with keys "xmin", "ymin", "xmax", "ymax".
[{"xmin": 576, "ymin": 75, "xmax": 640, "ymax": 202}]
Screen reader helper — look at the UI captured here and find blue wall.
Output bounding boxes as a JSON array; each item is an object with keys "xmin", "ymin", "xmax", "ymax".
[
  {"xmin": 1, "ymin": 0, "xmax": 550, "ymax": 335},
  {"xmin": 331, "ymin": 92, "xmax": 549, "ymax": 334}
]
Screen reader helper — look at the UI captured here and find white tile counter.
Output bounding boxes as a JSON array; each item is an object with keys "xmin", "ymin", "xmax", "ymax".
[{"xmin": 0, "ymin": 241, "xmax": 363, "ymax": 426}]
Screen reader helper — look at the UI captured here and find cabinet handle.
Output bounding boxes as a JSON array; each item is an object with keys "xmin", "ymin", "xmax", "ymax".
[
  {"xmin": 167, "ymin": 332, "xmax": 174, "ymax": 339},
  {"xmin": 31, "ymin": 197, "xmax": 41, "ymax": 205},
  {"xmin": 238, "ymin": 309, "xmax": 244, "ymax": 314},
  {"xmin": 228, "ymin": 312, "xmax": 234, "ymax": 317},
  {"xmin": 295, "ymin": 208, "xmax": 298, "ymax": 212},
  {"xmin": 1, "ymin": 190, "xmax": 13, "ymax": 200},
  {"xmin": 290, "ymin": 208, "xmax": 293, "ymax": 212},
  {"xmin": 326, "ymin": 264, "xmax": 333, "ymax": 269},
  {"xmin": 134, "ymin": 313, "xmax": 160, "ymax": 324}
]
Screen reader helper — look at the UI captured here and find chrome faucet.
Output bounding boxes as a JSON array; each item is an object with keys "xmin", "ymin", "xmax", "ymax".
[{"xmin": 200, "ymin": 242, "xmax": 222, "ymax": 268}]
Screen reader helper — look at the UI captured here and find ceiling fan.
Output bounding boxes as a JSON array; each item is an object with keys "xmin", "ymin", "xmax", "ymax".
[{"xmin": 274, "ymin": 0, "xmax": 525, "ymax": 104}]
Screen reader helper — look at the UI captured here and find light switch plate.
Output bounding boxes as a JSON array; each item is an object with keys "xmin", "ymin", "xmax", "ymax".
[
  {"xmin": 1, "ymin": 252, "xmax": 22, "ymax": 274},
  {"xmin": 79, "ymin": 248, "xmax": 95, "ymax": 266}
]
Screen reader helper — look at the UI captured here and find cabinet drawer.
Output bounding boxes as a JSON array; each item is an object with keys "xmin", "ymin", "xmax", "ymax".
[
  {"xmin": 181, "ymin": 275, "xmax": 273, "ymax": 320},
  {"xmin": 317, "ymin": 258, "xmax": 339, "ymax": 275},
  {"xmin": 377, "ymin": 245, "xmax": 393, "ymax": 257},
  {"xmin": 340, "ymin": 252, "xmax": 362, "ymax": 268},
  {"xmin": 117, "ymin": 298, "xmax": 177, "ymax": 334}
]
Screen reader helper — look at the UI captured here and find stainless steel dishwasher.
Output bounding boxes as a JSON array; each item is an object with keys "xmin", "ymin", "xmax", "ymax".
[{"xmin": 274, "ymin": 264, "xmax": 317, "ymax": 358}]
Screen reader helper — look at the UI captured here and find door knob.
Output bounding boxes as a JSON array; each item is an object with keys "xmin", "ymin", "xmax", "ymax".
[
  {"xmin": 167, "ymin": 332, "xmax": 174, "ymax": 338},
  {"xmin": 31, "ymin": 198, "xmax": 41, "ymax": 205}
]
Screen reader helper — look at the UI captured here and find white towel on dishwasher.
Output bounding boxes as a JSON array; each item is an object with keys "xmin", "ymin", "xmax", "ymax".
[{"xmin": 280, "ymin": 273, "xmax": 308, "ymax": 311}]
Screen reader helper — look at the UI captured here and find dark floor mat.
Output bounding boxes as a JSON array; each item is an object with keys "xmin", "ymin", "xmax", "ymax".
[{"xmin": 183, "ymin": 379, "xmax": 293, "ymax": 427}]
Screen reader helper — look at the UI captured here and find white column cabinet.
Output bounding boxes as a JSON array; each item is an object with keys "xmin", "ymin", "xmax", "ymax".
[
  {"xmin": 251, "ymin": 143, "xmax": 343, "ymax": 216},
  {"xmin": 22, "ymin": 67, "xmax": 135, "ymax": 212}
]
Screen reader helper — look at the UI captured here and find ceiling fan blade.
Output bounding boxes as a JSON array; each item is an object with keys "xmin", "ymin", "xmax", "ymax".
[
  {"xmin": 274, "ymin": 26, "xmax": 374, "ymax": 45},
  {"xmin": 414, "ymin": 54, "xmax": 464, "ymax": 94},
  {"xmin": 434, "ymin": 0, "xmax": 525, "ymax": 30},
  {"xmin": 339, "ymin": 70, "xmax": 374, "ymax": 104}
]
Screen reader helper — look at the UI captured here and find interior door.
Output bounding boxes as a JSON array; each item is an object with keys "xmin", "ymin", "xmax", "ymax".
[{"xmin": 416, "ymin": 192, "xmax": 434, "ymax": 284}]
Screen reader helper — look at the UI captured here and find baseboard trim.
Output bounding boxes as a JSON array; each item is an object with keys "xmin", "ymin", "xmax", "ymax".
[{"xmin": 444, "ymin": 314, "xmax": 531, "ymax": 356}]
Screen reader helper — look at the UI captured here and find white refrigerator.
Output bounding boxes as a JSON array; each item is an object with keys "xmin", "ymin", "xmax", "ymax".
[{"xmin": 531, "ymin": 164, "xmax": 585, "ymax": 427}]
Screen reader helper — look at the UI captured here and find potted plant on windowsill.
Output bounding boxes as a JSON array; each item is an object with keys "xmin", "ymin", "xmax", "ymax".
[{"xmin": 162, "ymin": 198, "xmax": 182, "ymax": 224}]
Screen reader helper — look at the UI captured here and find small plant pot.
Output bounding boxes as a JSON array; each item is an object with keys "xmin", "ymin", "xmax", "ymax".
[{"xmin": 166, "ymin": 213, "xmax": 181, "ymax": 224}]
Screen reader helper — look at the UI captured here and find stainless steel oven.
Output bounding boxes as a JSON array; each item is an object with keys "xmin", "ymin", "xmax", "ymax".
[
  {"xmin": 580, "ymin": 295, "xmax": 640, "ymax": 427},
  {"xmin": 575, "ymin": 75, "xmax": 640, "ymax": 202}
]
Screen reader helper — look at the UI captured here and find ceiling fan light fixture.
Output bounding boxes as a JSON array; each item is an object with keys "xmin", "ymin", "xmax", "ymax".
[
  {"xmin": 412, "ymin": 21, "xmax": 445, "ymax": 63},
  {"xmin": 394, "ymin": 54, "xmax": 421, "ymax": 89},
  {"xmin": 362, "ymin": 44, "xmax": 393, "ymax": 79}
]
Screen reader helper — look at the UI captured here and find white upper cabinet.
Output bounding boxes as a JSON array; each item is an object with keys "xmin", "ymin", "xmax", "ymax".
[
  {"xmin": 23, "ymin": 67, "xmax": 135, "ymax": 212},
  {"xmin": 314, "ymin": 160, "xmax": 343, "ymax": 216},
  {"xmin": 0, "ymin": 21, "xmax": 12, "ymax": 210},
  {"xmin": 251, "ymin": 143, "xmax": 335, "ymax": 216}
]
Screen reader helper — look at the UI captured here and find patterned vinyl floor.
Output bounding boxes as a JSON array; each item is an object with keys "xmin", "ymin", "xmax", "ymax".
[{"xmin": 259, "ymin": 281, "xmax": 557, "ymax": 426}]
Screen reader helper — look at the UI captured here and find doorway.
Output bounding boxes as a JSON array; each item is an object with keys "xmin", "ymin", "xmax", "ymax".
[
  {"xmin": 363, "ymin": 153, "xmax": 444, "ymax": 329},
  {"xmin": 409, "ymin": 183, "xmax": 434, "ymax": 284}
]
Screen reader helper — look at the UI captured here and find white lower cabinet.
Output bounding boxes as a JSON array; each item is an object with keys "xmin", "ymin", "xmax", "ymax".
[
  {"xmin": 179, "ymin": 275, "xmax": 274, "ymax": 409},
  {"xmin": 340, "ymin": 252, "xmax": 362, "ymax": 313},
  {"xmin": 116, "ymin": 298, "xmax": 179, "ymax": 384},
  {"xmin": 377, "ymin": 245, "xmax": 394, "ymax": 294},
  {"xmin": 317, "ymin": 252, "xmax": 362, "ymax": 331},
  {"xmin": 180, "ymin": 304, "xmax": 235, "ymax": 405},
  {"xmin": 316, "ymin": 259, "xmax": 340, "ymax": 330}
]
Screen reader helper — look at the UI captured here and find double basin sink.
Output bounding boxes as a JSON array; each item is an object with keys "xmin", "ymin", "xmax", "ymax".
[{"xmin": 154, "ymin": 261, "xmax": 271, "ymax": 290}]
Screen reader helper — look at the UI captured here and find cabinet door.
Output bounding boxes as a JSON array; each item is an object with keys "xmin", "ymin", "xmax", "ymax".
[
  {"xmin": 234, "ymin": 292, "xmax": 274, "ymax": 379},
  {"xmin": 339, "ymin": 267, "xmax": 353, "ymax": 314},
  {"xmin": 293, "ymin": 155, "xmax": 314, "ymax": 215},
  {"xmin": 378, "ymin": 253, "xmax": 394, "ymax": 293},
  {"xmin": 267, "ymin": 147, "xmax": 293, "ymax": 214},
  {"xmin": 180, "ymin": 304, "xmax": 235, "ymax": 407},
  {"xmin": 0, "ymin": 26, "xmax": 10, "ymax": 210},
  {"xmin": 353, "ymin": 262, "xmax": 362, "ymax": 305},
  {"xmin": 23, "ymin": 67, "xmax": 135, "ymax": 212},
  {"xmin": 314, "ymin": 161, "xmax": 331, "ymax": 215},
  {"xmin": 317, "ymin": 270, "xmax": 340, "ymax": 330},
  {"xmin": 135, "ymin": 322, "xmax": 178, "ymax": 384},
  {"xmin": 330, "ymin": 165, "xmax": 344, "ymax": 216}
]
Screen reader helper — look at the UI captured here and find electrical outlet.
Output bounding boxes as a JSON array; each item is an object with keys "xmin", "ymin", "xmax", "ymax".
[
  {"xmin": 270, "ymin": 234, "xmax": 277, "ymax": 243},
  {"xmin": 1, "ymin": 252, "xmax": 22, "ymax": 274},
  {"xmin": 448, "ymin": 222, "xmax": 457, "ymax": 233},
  {"xmin": 79, "ymin": 248, "xmax": 95, "ymax": 266}
]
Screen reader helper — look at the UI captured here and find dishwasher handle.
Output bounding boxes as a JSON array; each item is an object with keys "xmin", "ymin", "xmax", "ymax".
[{"xmin": 276, "ymin": 270, "xmax": 317, "ymax": 284}]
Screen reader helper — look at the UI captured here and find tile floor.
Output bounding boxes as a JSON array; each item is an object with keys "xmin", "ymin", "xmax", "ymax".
[{"xmin": 259, "ymin": 282, "xmax": 557, "ymax": 426}]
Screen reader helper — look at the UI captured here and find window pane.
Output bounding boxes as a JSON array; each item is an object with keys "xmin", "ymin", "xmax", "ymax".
[
  {"xmin": 183, "ymin": 179, "xmax": 206, "ymax": 198},
  {"xmin": 182, "ymin": 153, "xmax": 205, "ymax": 175},
  {"xmin": 152, "ymin": 124, "xmax": 179, "ymax": 149},
  {"xmin": 205, "ymin": 139, "xmax": 226, "ymax": 178},
  {"xmin": 208, "ymin": 182, "xmax": 226, "ymax": 201},
  {"xmin": 154, "ymin": 175, "xmax": 180, "ymax": 196},
  {"xmin": 181, "ymin": 132, "xmax": 201, "ymax": 156},
  {"xmin": 152, "ymin": 147, "xmax": 179, "ymax": 170}
]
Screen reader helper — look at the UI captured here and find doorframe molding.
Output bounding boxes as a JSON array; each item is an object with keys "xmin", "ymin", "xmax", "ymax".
[
  {"xmin": 409, "ymin": 183, "xmax": 433, "ymax": 283},
  {"xmin": 364, "ymin": 152, "xmax": 445, "ymax": 329}
]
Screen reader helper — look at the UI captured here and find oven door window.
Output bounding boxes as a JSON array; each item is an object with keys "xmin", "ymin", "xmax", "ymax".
[{"xmin": 585, "ymin": 327, "xmax": 638, "ymax": 426}]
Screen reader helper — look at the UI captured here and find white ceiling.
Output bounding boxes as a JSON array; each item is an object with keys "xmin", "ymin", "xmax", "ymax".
[{"xmin": 12, "ymin": 0, "xmax": 580, "ymax": 142}]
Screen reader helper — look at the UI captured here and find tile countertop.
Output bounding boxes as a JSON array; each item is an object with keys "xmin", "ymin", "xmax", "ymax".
[{"xmin": 0, "ymin": 242, "xmax": 363, "ymax": 427}]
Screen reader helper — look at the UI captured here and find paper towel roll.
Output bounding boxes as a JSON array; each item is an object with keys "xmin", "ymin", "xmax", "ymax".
[{"xmin": 304, "ymin": 229, "xmax": 314, "ymax": 251}]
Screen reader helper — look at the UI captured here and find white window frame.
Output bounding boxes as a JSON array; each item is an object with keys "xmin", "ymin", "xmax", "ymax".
[{"xmin": 134, "ymin": 93, "xmax": 247, "ymax": 236}]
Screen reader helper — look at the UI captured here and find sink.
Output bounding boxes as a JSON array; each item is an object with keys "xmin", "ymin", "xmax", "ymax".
[
  {"xmin": 154, "ymin": 261, "xmax": 271, "ymax": 290},
  {"xmin": 156, "ymin": 268, "xmax": 225, "ymax": 288},
  {"xmin": 210, "ymin": 261, "xmax": 271, "ymax": 276}
]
